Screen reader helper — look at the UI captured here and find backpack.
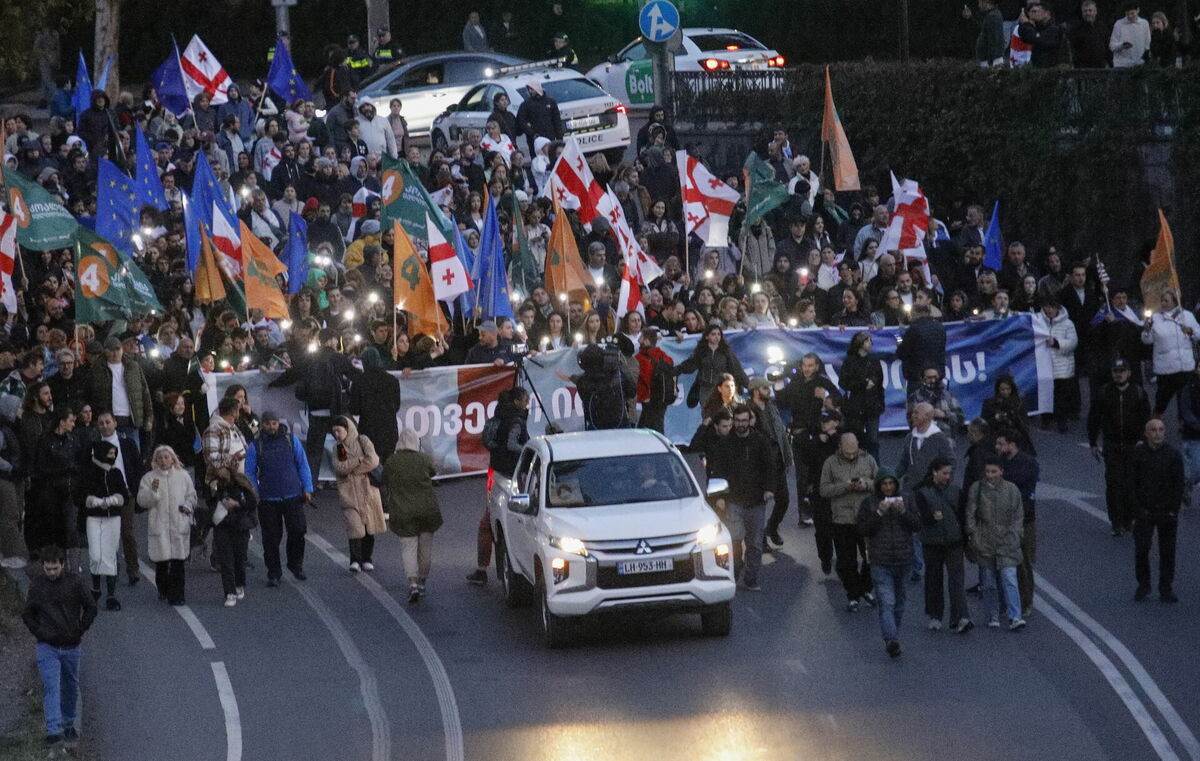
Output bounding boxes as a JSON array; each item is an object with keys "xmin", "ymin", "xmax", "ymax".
[
  {"xmin": 646, "ymin": 353, "xmax": 677, "ymax": 407},
  {"xmin": 481, "ymin": 415, "xmax": 505, "ymax": 454}
]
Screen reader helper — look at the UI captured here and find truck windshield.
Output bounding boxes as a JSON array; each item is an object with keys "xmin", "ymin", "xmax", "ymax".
[{"xmin": 546, "ymin": 453, "xmax": 697, "ymax": 507}]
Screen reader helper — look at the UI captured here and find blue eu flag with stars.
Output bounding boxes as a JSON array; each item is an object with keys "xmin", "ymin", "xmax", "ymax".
[
  {"xmin": 266, "ymin": 39, "xmax": 313, "ymax": 104},
  {"xmin": 97, "ymin": 159, "xmax": 142, "ymax": 255},
  {"xmin": 133, "ymin": 124, "xmax": 168, "ymax": 211}
]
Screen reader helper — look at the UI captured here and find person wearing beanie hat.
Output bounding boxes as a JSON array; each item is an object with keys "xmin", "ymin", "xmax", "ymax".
[
  {"xmin": 343, "ymin": 218, "xmax": 382, "ymax": 270},
  {"xmin": 79, "ymin": 440, "xmax": 131, "ymax": 611},
  {"xmin": 856, "ymin": 467, "xmax": 921, "ymax": 656},
  {"xmin": 244, "ymin": 407, "xmax": 313, "ymax": 586},
  {"xmin": 1087, "ymin": 353, "xmax": 1151, "ymax": 536}
]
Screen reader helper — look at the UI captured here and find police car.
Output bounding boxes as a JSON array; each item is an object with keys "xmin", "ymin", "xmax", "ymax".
[
  {"xmin": 587, "ymin": 28, "xmax": 784, "ymax": 109},
  {"xmin": 430, "ymin": 63, "xmax": 631, "ymax": 162}
]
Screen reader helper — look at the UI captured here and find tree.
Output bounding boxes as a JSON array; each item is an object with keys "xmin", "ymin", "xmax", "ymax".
[{"xmin": 94, "ymin": 0, "xmax": 121, "ymax": 95}]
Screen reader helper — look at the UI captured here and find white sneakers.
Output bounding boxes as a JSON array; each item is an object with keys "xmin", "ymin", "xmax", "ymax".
[
  {"xmin": 361, "ymin": 562, "xmax": 375, "ymax": 572},
  {"xmin": 349, "ymin": 562, "xmax": 361, "ymax": 573},
  {"xmin": 235, "ymin": 587, "xmax": 245, "ymax": 600},
  {"xmin": 224, "ymin": 594, "xmax": 237, "ymax": 607},
  {"xmin": 927, "ymin": 618, "xmax": 943, "ymax": 631}
]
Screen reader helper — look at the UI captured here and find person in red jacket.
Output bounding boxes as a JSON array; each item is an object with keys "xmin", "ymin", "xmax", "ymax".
[{"xmin": 635, "ymin": 329, "xmax": 674, "ymax": 434}]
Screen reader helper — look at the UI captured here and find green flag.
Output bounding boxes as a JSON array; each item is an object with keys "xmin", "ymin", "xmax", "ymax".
[
  {"xmin": 116, "ymin": 250, "xmax": 165, "ymax": 316},
  {"xmin": 742, "ymin": 151, "xmax": 789, "ymax": 227},
  {"xmin": 3, "ymin": 166, "xmax": 79, "ymax": 250},
  {"xmin": 74, "ymin": 227, "xmax": 132, "ymax": 322},
  {"xmin": 507, "ymin": 191, "xmax": 539, "ymax": 297},
  {"xmin": 379, "ymin": 156, "xmax": 456, "ymax": 247}
]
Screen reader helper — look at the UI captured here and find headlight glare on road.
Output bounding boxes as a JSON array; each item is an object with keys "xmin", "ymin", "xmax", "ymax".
[
  {"xmin": 695, "ymin": 523, "xmax": 721, "ymax": 546},
  {"xmin": 550, "ymin": 536, "xmax": 588, "ymax": 556}
]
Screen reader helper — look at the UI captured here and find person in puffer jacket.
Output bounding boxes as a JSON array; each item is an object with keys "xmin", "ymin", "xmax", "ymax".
[
  {"xmin": 915, "ymin": 457, "xmax": 971, "ymax": 634},
  {"xmin": 856, "ymin": 468, "xmax": 922, "ymax": 658},
  {"xmin": 1141, "ymin": 287, "xmax": 1200, "ymax": 415},
  {"xmin": 1039, "ymin": 300, "xmax": 1079, "ymax": 432},
  {"xmin": 77, "ymin": 441, "xmax": 130, "ymax": 611}
]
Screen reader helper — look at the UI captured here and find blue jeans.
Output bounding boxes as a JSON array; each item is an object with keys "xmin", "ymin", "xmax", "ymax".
[
  {"xmin": 870, "ymin": 564, "xmax": 911, "ymax": 643},
  {"xmin": 726, "ymin": 500, "xmax": 767, "ymax": 586},
  {"xmin": 981, "ymin": 565, "xmax": 1021, "ymax": 622},
  {"xmin": 911, "ymin": 535, "xmax": 924, "ymax": 575},
  {"xmin": 1182, "ymin": 439, "xmax": 1200, "ymax": 489},
  {"xmin": 36, "ymin": 643, "xmax": 81, "ymax": 735}
]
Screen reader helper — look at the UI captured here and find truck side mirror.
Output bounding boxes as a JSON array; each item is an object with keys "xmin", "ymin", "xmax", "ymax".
[
  {"xmin": 706, "ymin": 478, "xmax": 729, "ymax": 497},
  {"xmin": 508, "ymin": 494, "xmax": 532, "ymax": 514}
]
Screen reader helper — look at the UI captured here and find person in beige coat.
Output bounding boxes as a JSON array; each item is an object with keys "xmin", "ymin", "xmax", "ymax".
[
  {"xmin": 137, "ymin": 446, "xmax": 198, "ymax": 606},
  {"xmin": 331, "ymin": 416, "xmax": 386, "ymax": 572}
]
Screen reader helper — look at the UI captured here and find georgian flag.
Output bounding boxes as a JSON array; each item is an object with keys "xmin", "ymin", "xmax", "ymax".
[
  {"xmin": 677, "ymin": 150, "xmax": 740, "ymax": 247},
  {"xmin": 211, "ymin": 203, "xmax": 243, "ymax": 278},
  {"xmin": 426, "ymin": 213, "xmax": 472, "ymax": 302},
  {"xmin": 880, "ymin": 171, "xmax": 933, "ymax": 285},
  {"xmin": 616, "ymin": 262, "xmax": 644, "ymax": 318},
  {"xmin": 1008, "ymin": 26, "xmax": 1032, "ymax": 68},
  {"xmin": 0, "ymin": 211, "xmax": 18, "ymax": 313},
  {"xmin": 260, "ymin": 145, "xmax": 282, "ymax": 181},
  {"xmin": 352, "ymin": 186, "xmax": 380, "ymax": 218},
  {"xmin": 601, "ymin": 187, "xmax": 664, "ymax": 285},
  {"xmin": 540, "ymin": 137, "xmax": 606, "ymax": 229},
  {"xmin": 480, "ymin": 134, "xmax": 517, "ymax": 165},
  {"xmin": 181, "ymin": 35, "xmax": 233, "ymax": 105}
]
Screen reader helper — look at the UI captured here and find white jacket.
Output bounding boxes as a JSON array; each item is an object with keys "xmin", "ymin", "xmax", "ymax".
[
  {"xmin": 1109, "ymin": 17, "xmax": 1151, "ymax": 68},
  {"xmin": 357, "ymin": 113, "xmax": 398, "ymax": 159},
  {"xmin": 1045, "ymin": 310, "xmax": 1078, "ymax": 379},
  {"xmin": 1141, "ymin": 309, "xmax": 1200, "ymax": 375},
  {"xmin": 138, "ymin": 468, "xmax": 197, "ymax": 562}
]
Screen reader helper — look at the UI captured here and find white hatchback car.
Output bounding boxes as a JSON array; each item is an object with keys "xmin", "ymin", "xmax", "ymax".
[
  {"xmin": 430, "ymin": 66, "xmax": 631, "ymax": 161},
  {"xmin": 587, "ymin": 28, "xmax": 785, "ymax": 109},
  {"xmin": 489, "ymin": 429, "xmax": 735, "ymax": 647}
]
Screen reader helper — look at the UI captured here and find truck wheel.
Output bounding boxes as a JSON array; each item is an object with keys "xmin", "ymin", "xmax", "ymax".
[
  {"xmin": 701, "ymin": 602, "xmax": 733, "ymax": 636},
  {"xmin": 496, "ymin": 535, "xmax": 531, "ymax": 608},
  {"xmin": 538, "ymin": 579, "xmax": 572, "ymax": 648}
]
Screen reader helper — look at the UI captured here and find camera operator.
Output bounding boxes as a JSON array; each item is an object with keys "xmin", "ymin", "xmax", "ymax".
[
  {"xmin": 556, "ymin": 336, "xmax": 636, "ymax": 430},
  {"xmin": 466, "ymin": 320, "xmax": 522, "ymax": 366}
]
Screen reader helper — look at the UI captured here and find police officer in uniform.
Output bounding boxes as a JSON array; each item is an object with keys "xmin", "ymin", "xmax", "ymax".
[
  {"xmin": 373, "ymin": 27, "xmax": 402, "ymax": 69},
  {"xmin": 548, "ymin": 32, "xmax": 579, "ymax": 67},
  {"xmin": 344, "ymin": 35, "xmax": 373, "ymax": 86}
]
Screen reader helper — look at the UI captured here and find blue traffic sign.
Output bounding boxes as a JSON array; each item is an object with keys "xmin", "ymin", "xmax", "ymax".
[{"xmin": 638, "ymin": 0, "xmax": 680, "ymax": 43}]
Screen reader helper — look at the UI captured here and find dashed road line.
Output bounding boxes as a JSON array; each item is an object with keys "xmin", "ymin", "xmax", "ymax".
[{"xmin": 210, "ymin": 661, "xmax": 243, "ymax": 761}]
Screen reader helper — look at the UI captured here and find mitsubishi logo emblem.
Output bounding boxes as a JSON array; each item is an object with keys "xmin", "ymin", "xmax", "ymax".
[{"xmin": 635, "ymin": 540, "xmax": 652, "ymax": 555}]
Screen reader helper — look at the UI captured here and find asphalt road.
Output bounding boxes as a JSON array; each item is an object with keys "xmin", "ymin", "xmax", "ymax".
[{"xmin": 70, "ymin": 421, "xmax": 1199, "ymax": 761}]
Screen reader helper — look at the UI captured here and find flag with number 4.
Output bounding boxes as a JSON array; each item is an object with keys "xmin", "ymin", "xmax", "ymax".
[{"xmin": 74, "ymin": 227, "xmax": 132, "ymax": 322}]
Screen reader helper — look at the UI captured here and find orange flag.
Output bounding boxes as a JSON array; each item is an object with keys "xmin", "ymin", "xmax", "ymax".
[
  {"xmin": 821, "ymin": 66, "xmax": 861, "ymax": 192},
  {"xmin": 1141, "ymin": 209, "xmax": 1181, "ymax": 309},
  {"xmin": 194, "ymin": 222, "xmax": 227, "ymax": 304},
  {"xmin": 544, "ymin": 202, "xmax": 592, "ymax": 311},
  {"xmin": 240, "ymin": 222, "xmax": 290, "ymax": 319},
  {"xmin": 392, "ymin": 220, "xmax": 448, "ymax": 336}
]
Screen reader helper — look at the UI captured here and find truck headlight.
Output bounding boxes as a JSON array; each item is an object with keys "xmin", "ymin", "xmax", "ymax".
[
  {"xmin": 695, "ymin": 523, "xmax": 721, "ymax": 546},
  {"xmin": 549, "ymin": 536, "xmax": 588, "ymax": 556}
]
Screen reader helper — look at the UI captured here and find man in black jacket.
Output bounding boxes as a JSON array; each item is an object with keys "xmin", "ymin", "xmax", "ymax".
[
  {"xmin": 515, "ymin": 83, "xmax": 564, "ymax": 156},
  {"xmin": 856, "ymin": 469, "xmax": 922, "ymax": 657},
  {"xmin": 709, "ymin": 405, "xmax": 776, "ymax": 590},
  {"xmin": 1017, "ymin": 1, "xmax": 1067, "ymax": 68},
  {"xmin": 896, "ymin": 304, "xmax": 946, "ymax": 389},
  {"xmin": 1069, "ymin": 0, "xmax": 1110, "ymax": 67},
  {"xmin": 1130, "ymin": 418, "xmax": 1183, "ymax": 603},
  {"xmin": 22, "ymin": 545, "xmax": 97, "ymax": 747},
  {"xmin": 1087, "ymin": 358, "xmax": 1151, "ymax": 535}
]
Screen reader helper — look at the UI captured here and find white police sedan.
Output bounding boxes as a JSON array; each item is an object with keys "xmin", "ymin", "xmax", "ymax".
[{"xmin": 586, "ymin": 28, "xmax": 785, "ymax": 110}]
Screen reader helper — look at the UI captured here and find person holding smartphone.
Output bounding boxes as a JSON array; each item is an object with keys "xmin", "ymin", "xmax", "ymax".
[{"xmin": 856, "ymin": 469, "xmax": 922, "ymax": 658}]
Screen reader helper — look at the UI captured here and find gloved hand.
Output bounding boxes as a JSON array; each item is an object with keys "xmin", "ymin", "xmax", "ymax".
[{"xmin": 86, "ymin": 496, "xmax": 103, "ymax": 509}]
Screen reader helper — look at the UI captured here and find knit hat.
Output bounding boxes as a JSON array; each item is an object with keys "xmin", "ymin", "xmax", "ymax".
[
  {"xmin": 360, "ymin": 219, "xmax": 381, "ymax": 236},
  {"xmin": 261, "ymin": 410, "xmax": 280, "ymax": 423},
  {"xmin": 303, "ymin": 197, "xmax": 320, "ymax": 212},
  {"xmin": 103, "ymin": 336, "xmax": 122, "ymax": 351}
]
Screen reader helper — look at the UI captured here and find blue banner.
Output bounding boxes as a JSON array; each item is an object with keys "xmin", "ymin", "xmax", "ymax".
[{"xmin": 519, "ymin": 313, "xmax": 1050, "ymax": 441}]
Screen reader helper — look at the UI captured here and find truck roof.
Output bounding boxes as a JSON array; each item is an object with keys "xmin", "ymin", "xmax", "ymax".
[{"xmin": 536, "ymin": 429, "xmax": 673, "ymax": 461}]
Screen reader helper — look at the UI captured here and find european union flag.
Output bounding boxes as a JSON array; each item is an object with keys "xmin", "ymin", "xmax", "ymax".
[
  {"xmin": 72, "ymin": 51, "xmax": 92, "ymax": 127},
  {"xmin": 95, "ymin": 54, "xmax": 114, "ymax": 91},
  {"xmin": 97, "ymin": 159, "xmax": 141, "ymax": 255},
  {"xmin": 152, "ymin": 41, "xmax": 190, "ymax": 118},
  {"xmin": 266, "ymin": 39, "xmax": 313, "ymax": 104},
  {"xmin": 133, "ymin": 124, "xmax": 167, "ymax": 210},
  {"xmin": 286, "ymin": 212, "xmax": 310, "ymax": 294},
  {"xmin": 982, "ymin": 200, "xmax": 1003, "ymax": 271},
  {"xmin": 469, "ymin": 195, "xmax": 513, "ymax": 321},
  {"xmin": 184, "ymin": 150, "xmax": 237, "ymax": 272}
]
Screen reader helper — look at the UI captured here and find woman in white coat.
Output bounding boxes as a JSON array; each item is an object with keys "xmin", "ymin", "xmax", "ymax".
[
  {"xmin": 138, "ymin": 446, "xmax": 198, "ymax": 606},
  {"xmin": 1141, "ymin": 287, "xmax": 1200, "ymax": 414}
]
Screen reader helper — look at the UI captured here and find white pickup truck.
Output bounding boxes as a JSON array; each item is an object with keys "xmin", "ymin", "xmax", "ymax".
[{"xmin": 489, "ymin": 429, "xmax": 736, "ymax": 647}]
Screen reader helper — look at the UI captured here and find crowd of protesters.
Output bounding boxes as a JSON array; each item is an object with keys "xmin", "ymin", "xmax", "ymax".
[{"xmin": 4, "ymin": 20, "xmax": 1199, "ymax": 747}]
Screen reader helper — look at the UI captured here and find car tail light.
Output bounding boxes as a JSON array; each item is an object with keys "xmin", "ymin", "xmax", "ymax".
[
  {"xmin": 725, "ymin": 44, "xmax": 740, "ymax": 51},
  {"xmin": 615, "ymin": 103, "xmax": 627, "ymax": 114},
  {"xmin": 702, "ymin": 58, "xmax": 730, "ymax": 71},
  {"xmin": 767, "ymin": 55, "xmax": 787, "ymax": 67}
]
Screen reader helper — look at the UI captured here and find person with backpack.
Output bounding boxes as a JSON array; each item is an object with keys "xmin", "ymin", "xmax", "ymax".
[
  {"xmin": 269, "ymin": 328, "xmax": 361, "ymax": 485},
  {"xmin": 244, "ymin": 411, "xmax": 314, "ymax": 586},
  {"xmin": 557, "ymin": 342, "xmax": 636, "ymax": 430},
  {"xmin": 468, "ymin": 387, "xmax": 530, "ymax": 586},
  {"xmin": 635, "ymin": 329, "xmax": 675, "ymax": 433}
]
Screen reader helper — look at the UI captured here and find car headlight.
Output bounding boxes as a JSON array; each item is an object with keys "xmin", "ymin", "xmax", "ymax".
[
  {"xmin": 695, "ymin": 523, "xmax": 721, "ymax": 546},
  {"xmin": 549, "ymin": 536, "xmax": 588, "ymax": 556}
]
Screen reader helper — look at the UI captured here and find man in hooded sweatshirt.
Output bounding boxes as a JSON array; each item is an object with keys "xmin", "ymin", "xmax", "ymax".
[
  {"xmin": 896, "ymin": 402, "xmax": 956, "ymax": 582},
  {"xmin": 857, "ymin": 468, "xmax": 922, "ymax": 657}
]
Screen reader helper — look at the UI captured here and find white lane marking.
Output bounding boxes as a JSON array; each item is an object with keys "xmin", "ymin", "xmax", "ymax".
[
  {"xmin": 1033, "ymin": 592, "xmax": 1179, "ymax": 761},
  {"xmin": 138, "ymin": 560, "xmax": 217, "ymax": 650},
  {"xmin": 210, "ymin": 661, "xmax": 243, "ymax": 761},
  {"xmin": 308, "ymin": 533, "xmax": 465, "ymax": 761},
  {"xmin": 1037, "ymin": 575, "xmax": 1200, "ymax": 761},
  {"xmin": 286, "ymin": 574, "xmax": 392, "ymax": 761},
  {"xmin": 784, "ymin": 659, "xmax": 808, "ymax": 675},
  {"xmin": 1036, "ymin": 484, "xmax": 1109, "ymax": 525}
]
